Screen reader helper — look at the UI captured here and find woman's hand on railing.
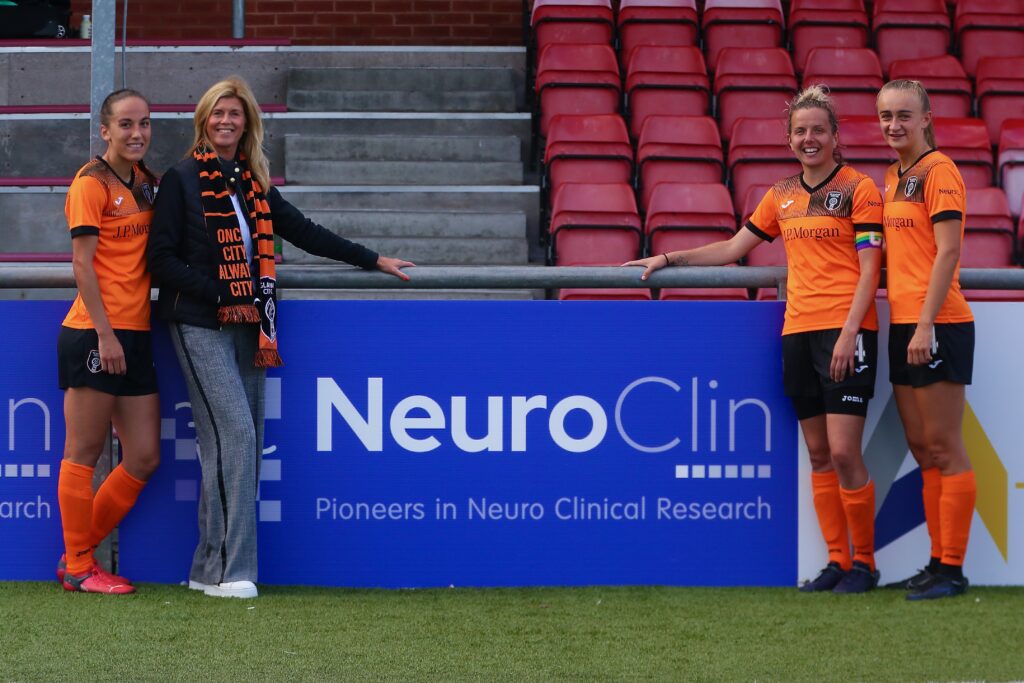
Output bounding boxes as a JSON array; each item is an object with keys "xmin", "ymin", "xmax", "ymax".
[
  {"xmin": 622, "ymin": 254, "xmax": 669, "ymax": 281},
  {"xmin": 376, "ymin": 256, "xmax": 415, "ymax": 281}
]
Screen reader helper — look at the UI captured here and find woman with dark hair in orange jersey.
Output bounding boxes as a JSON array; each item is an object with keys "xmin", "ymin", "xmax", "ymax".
[
  {"xmin": 877, "ymin": 79, "xmax": 975, "ymax": 600},
  {"xmin": 56, "ymin": 89, "xmax": 161, "ymax": 594}
]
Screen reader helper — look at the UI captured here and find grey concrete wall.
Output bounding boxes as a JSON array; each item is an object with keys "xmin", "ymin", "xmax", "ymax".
[
  {"xmin": 0, "ymin": 187, "xmax": 541, "ymax": 259},
  {"xmin": 0, "ymin": 47, "xmax": 527, "ymax": 108},
  {"xmin": 0, "ymin": 113, "xmax": 531, "ymax": 178}
]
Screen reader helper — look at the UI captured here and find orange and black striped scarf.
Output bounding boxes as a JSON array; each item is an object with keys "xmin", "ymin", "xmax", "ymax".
[{"xmin": 194, "ymin": 144, "xmax": 283, "ymax": 367}]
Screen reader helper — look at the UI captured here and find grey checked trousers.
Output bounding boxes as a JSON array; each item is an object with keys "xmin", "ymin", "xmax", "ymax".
[{"xmin": 170, "ymin": 322, "xmax": 266, "ymax": 585}]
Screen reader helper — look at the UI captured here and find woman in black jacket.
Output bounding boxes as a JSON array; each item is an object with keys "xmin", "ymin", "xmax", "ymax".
[{"xmin": 148, "ymin": 76, "xmax": 412, "ymax": 599}]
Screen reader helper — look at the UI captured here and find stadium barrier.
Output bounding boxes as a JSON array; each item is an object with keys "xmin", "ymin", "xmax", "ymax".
[
  {"xmin": 5, "ymin": 263, "xmax": 1024, "ymax": 291},
  {"xmin": 1, "ymin": 265, "xmax": 1021, "ymax": 587}
]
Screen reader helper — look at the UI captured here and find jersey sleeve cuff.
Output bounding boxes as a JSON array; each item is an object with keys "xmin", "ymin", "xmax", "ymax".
[
  {"xmin": 69, "ymin": 226, "xmax": 100, "ymax": 238},
  {"xmin": 744, "ymin": 220, "xmax": 773, "ymax": 242},
  {"xmin": 931, "ymin": 210, "xmax": 962, "ymax": 225}
]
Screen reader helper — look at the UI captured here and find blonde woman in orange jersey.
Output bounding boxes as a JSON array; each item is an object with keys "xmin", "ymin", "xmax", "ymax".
[
  {"xmin": 56, "ymin": 89, "xmax": 161, "ymax": 594},
  {"xmin": 877, "ymin": 80, "xmax": 975, "ymax": 600},
  {"xmin": 626, "ymin": 86, "xmax": 885, "ymax": 593}
]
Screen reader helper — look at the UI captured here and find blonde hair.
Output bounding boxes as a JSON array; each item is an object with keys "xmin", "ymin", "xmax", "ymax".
[
  {"xmin": 877, "ymin": 79, "xmax": 937, "ymax": 149},
  {"xmin": 786, "ymin": 85, "xmax": 842, "ymax": 163},
  {"xmin": 191, "ymin": 76, "xmax": 271, "ymax": 191}
]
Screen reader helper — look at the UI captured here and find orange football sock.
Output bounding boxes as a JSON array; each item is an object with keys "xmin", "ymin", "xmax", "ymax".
[
  {"xmin": 811, "ymin": 471, "xmax": 851, "ymax": 570},
  {"xmin": 89, "ymin": 464, "xmax": 147, "ymax": 548},
  {"xmin": 58, "ymin": 460, "xmax": 96, "ymax": 576},
  {"xmin": 840, "ymin": 480, "xmax": 876, "ymax": 570},
  {"xmin": 921, "ymin": 467, "xmax": 943, "ymax": 561},
  {"xmin": 939, "ymin": 470, "xmax": 976, "ymax": 567}
]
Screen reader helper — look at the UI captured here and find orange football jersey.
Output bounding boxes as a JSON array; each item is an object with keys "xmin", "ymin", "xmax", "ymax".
[
  {"xmin": 882, "ymin": 150, "xmax": 973, "ymax": 324},
  {"xmin": 63, "ymin": 158, "xmax": 157, "ymax": 331},
  {"xmin": 746, "ymin": 165, "xmax": 883, "ymax": 335}
]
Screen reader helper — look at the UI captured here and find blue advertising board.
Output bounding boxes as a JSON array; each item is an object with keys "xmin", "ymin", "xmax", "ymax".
[
  {"xmin": 2, "ymin": 301, "xmax": 798, "ymax": 587},
  {"xmin": 0, "ymin": 301, "xmax": 67, "ymax": 580}
]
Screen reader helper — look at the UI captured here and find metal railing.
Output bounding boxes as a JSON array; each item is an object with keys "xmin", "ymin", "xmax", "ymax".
[{"xmin": 4, "ymin": 264, "xmax": 1024, "ymax": 292}]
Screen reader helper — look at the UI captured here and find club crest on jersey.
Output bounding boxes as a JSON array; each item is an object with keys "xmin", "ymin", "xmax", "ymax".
[
  {"xmin": 824, "ymin": 191, "xmax": 843, "ymax": 211},
  {"xmin": 141, "ymin": 183, "xmax": 155, "ymax": 204},
  {"xmin": 904, "ymin": 176, "xmax": 919, "ymax": 197}
]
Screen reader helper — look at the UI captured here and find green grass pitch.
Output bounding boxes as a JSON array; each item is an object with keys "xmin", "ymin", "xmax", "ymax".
[{"xmin": 1, "ymin": 583, "xmax": 1022, "ymax": 681}]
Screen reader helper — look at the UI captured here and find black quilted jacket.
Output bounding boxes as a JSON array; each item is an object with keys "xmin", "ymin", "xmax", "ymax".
[{"xmin": 147, "ymin": 157, "xmax": 379, "ymax": 329}]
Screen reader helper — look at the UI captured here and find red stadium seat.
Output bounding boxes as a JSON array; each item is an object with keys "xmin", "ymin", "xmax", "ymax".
[
  {"xmin": 544, "ymin": 114, "xmax": 633, "ymax": 194},
  {"xmin": 933, "ymin": 117, "xmax": 995, "ymax": 189},
  {"xmin": 976, "ymin": 56, "xmax": 1024, "ymax": 146},
  {"xmin": 954, "ymin": 0, "xmax": 1024, "ymax": 78},
  {"xmin": 714, "ymin": 48, "xmax": 797, "ymax": 144},
  {"xmin": 617, "ymin": 0, "xmax": 699, "ymax": 67},
  {"xmin": 727, "ymin": 117, "xmax": 802, "ymax": 209},
  {"xmin": 636, "ymin": 115, "xmax": 723, "ymax": 210},
  {"xmin": 745, "ymin": 242, "xmax": 788, "ymax": 299},
  {"xmin": 958, "ymin": 187, "xmax": 1018, "ymax": 301},
  {"xmin": 658, "ymin": 270, "xmax": 749, "ymax": 301},
  {"xmin": 887, "ymin": 56, "xmax": 972, "ymax": 118},
  {"xmin": 658, "ymin": 261, "xmax": 749, "ymax": 300},
  {"xmin": 559, "ymin": 287, "xmax": 654, "ymax": 300},
  {"xmin": 960, "ymin": 187, "xmax": 1019, "ymax": 299},
  {"xmin": 549, "ymin": 183, "xmax": 643, "ymax": 264},
  {"xmin": 645, "ymin": 183, "xmax": 746, "ymax": 300},
  {"xmin": 801, "ymin": 48, "xmax": 883, "ymax": 117},
  {"xmin": 741, "ymin": 184, "xmax": 773, "ymax": 225},
  {"xmin": 645, "ymin": 182, "xmax": 736, "ymax": 252},
  {"xmin": 535, "ymin": 43, "xmax": 621, "ymax": 137},
  {"xmin": 872, "ymin": 0, "xmax": 951, "ymax": 74},
  {"xmin": 531, "ymin": 0, "xmax": 614, "ymax": 52},
  {"xmin": 625, "ymin": 45, "xmax": 710, "ymax": 138},
  {"xmin": 740, "ymin": 183, "xmax": 786, "ymax": 300},
  {"xmin": 838, "ymin": 115, "xmax": 898, "ymax": 188},
  {"xmin": 997, "ymin": 120, "xmax": 1024, "ymax": 218},
  {"xmin": 789, "ymin": 0, "xmax": 870, "ymax": 74},
  {"xmin": 966, "ymin": 186, "xmax": 1015, "ymax": 232},
  {"xmin": 702, "ymin": 0, "xmax": 785, "ymax": 71}
]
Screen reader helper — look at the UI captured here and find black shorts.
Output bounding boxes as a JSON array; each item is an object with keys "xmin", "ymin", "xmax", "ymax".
[
  {"xmin": 57, "ymin": 326, "xmax": 158, "ymax": 396},
  {"xmin": 889, "ymin": 322, "xmax": 974, "ymax": 388},
  {"xmin": 782, "ymin": 328, "xmax": 877, "ymax": 420}
]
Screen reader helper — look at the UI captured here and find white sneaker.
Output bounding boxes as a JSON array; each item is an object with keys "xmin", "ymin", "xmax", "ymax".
[
  {"xmin": 204, "ymin": 580, "xmax": 258, "ymax": 599},
  {"xmin": 187, "ymin": 580, "xmax": 209, "ymax": 591}
]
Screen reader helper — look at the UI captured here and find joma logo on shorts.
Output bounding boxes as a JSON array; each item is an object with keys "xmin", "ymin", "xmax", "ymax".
[{"xmin": 841, "ymin": 395, "xmax": 864, "ymax": 403}]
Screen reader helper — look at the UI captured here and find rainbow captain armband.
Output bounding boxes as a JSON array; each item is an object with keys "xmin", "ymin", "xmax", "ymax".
[{"xmin": 855, "ymin": 232, "xmax": 883, "ymax": 251}]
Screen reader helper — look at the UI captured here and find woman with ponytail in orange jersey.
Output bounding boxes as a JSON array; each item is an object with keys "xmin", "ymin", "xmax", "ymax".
[
  {"xmin": 57, "ymin": 89, "xmax": 161, "ymax": 594},
  {"xmin": 877, "ymin": 80, "xmax": 976, "ymax": 600},
  {"xmin": 627, "ymin": 86, "xmax": 885, "ymax": 593}
]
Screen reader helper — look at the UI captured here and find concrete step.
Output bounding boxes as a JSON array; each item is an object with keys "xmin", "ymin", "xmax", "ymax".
[
  {"xmin": 284, "ymin": 236, "xmax": 527, "ymax": 265},
  {"xmin": 288, "ymin": 134, "xmax": 521, "ymax": 163},
  {"xmin": 285, "ymin": 160, "xmax": 523, "ymax": 186},
  {"xmin": 0, "ymin": 185, "xmax": 544, "ymax": 263},
  {"xmin": 0, "ymin": 113, "xmax": 532, "ymax": 178},
  {"xmin": 277, "ymin": 187, "xmax": 540, "ymax": 253},
  {"xmin": 0, "ymin": 47, "xmax": 527, "ymax": 107},
  {"xmin": 287, "ymin": 67, "xmax": 519, "ymax": 112},
  {"xmin": 290, "ymin": 67, "xmax": 518, "ymax": 92},
  {"xmin": 285, "ymin": 133, "xmax": 523, "ymax": 185},
  {"xmin": 287, "ymin": 89, "xmax": 516, "ymax": 113},
  {"xmin": 285, "ymin": 209, "xmax": 528, "ymax": 265},
  {"xmin": 301, "ymin": 209, "xmax": 526, "ymax": 239}
]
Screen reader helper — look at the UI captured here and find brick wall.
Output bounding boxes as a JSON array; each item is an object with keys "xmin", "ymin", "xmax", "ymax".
[{"xmin": 69, "ymin": 1, "xmax": 524, "ymax": 45}]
